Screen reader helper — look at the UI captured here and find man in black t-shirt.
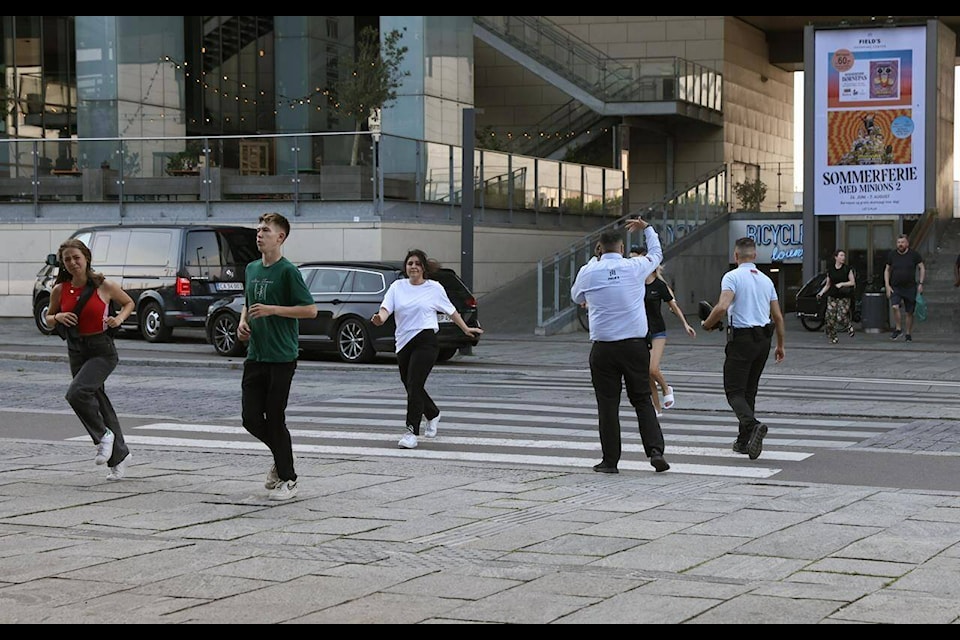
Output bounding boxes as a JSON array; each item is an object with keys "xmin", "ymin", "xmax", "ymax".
[{"xmin": 883, "ymin": 234, "xmax": 925, "ymax": 342}]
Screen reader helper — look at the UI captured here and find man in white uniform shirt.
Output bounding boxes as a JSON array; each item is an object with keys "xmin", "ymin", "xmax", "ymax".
[
  {"xmin": 701, "ymin": 237, "xmax": 786, "ymax": 460},
  {"xmin": 571, "ymin": 218, "xmax": 669, "ymax": 474}
]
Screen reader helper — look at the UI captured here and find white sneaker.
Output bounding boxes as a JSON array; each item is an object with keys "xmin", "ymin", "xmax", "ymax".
[
  {"xmin": 95, "ymin": 430, "xmax": 114, "ymax": 465},
  {"xmin": 264, "ymin": 464, "xmax": 280, "ymax": 490},
  {"xmin": 106, "ymin": 453, "xmax": 132, "ymax": 481},
  {"xmin": 265, "ymin": 453, "xmax": 296, "ymax": 489},
  {"xmin": 398, "ymin": 432, "xmax": 418, "ymax": 449},
  {"xmin": 423, "ymin": 414, "xmax": 440, "ymax": 438},
  {"xmin": 268, "ymin": 479, "xmax": 298, "ymax": 501}
]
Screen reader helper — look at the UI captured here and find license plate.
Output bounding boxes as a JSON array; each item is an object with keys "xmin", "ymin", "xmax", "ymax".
[
  {"xmin": 437, "ymin": 313, "xmax": 452, "ymax": 323},
  {"xmin": 216, "ymin": 282, "xmax": 244, "ymax": 291}
]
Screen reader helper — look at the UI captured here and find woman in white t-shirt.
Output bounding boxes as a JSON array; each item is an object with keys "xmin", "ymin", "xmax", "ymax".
[{"xmin": 372, "ymin": 249, "xmax": 484, "ymax": 449}]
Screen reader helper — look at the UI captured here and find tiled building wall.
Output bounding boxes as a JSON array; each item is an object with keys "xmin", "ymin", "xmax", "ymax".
[
  {"xmin": 936, "ymin": 21, "xmax": 957, "ymax": 219},
  {"xmin": 473, "ymin": 16, "xmax": 796, "ymax": 213},
  {"xmin": 722, "ymin": 16, "xmax": 796, "ymax": 212}
]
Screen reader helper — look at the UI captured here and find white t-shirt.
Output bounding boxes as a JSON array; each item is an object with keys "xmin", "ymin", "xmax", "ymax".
[{"xmin": 381, "ymin": 278, "xmax": 456, "ymax": 352}]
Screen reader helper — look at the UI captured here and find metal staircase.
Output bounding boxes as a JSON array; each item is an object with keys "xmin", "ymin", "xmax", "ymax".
[
  {"xmin": 511, "ymin": 100, "xmax": 620, "ymax": 159},
  {"xmin": 475, "ymin": 15, "xmax": 723, "ymax": 159}
]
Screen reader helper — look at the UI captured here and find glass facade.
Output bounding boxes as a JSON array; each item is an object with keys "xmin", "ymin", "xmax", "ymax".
[
  {"xmin": 79, "ymin": 16, "xmax": 185, "ymax": 176},
  {"xmin": 0, "ymin": 14, "xmax": 624, "ymax": 221},
  {"xmin": 381, "ymin": 15, "xmax": 473, "ymax": 147}
]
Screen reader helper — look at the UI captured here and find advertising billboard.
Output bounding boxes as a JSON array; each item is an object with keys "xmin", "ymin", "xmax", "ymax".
[{"xmin": 814, "ymin": 26, "xmax": 926, "ymax": 215}]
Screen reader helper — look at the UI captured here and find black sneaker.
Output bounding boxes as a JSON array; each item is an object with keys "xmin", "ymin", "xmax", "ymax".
[
  {"xmin": 905, "ymin": 334, "xmax": 912, "ymax": 342},
  {"xmin": 746, "ymin": 423, "xmax": 768, "ymax": 460},
  {"xmin": 649, "ymin": 450, "xmax": 670, "ymax": 473},
  {"xmin": 592, "ymin": 463, "xmax": 619, "ymax": 474},
  {"xmin": 890, "ymin": 329, "xmax": 902, "ymax": 340},
  {"xmin": 732, "ymin": 440, "xmax": 749, "ymax": 455}
]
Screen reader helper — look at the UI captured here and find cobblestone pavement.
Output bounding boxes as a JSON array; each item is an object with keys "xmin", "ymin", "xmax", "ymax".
[{"xmin": 0, "ymin": 318, "xmax": 959, "ymax": 623}]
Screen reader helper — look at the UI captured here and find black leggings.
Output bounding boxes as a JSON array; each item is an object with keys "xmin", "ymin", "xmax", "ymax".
[{"xmin": 396, "ymin": 329, "xmax": 440, "ymax": 433}]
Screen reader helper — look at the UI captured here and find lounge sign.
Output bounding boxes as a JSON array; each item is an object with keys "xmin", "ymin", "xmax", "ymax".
[{"xmin": 729, "ymin": 220, "xmax": 803, "ymax": 264}]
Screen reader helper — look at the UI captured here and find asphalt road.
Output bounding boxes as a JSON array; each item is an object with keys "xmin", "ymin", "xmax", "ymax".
[{"xmin": 0, "ymin": 317, "xmax": 957, "ymax": 492}]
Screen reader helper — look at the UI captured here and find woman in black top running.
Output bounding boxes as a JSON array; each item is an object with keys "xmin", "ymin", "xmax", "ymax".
[{"xmin": 642, "ymin": 264, "xmax": 696, "ymax": 416}]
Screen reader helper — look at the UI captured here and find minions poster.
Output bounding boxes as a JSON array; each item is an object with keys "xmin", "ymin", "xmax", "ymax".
[{"xmin": 814, "ymin": 25, "xmax": 926, "ymax": 215}]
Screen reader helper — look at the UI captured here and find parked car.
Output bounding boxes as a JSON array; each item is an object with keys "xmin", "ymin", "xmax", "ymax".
[
  {"xmin": 205, "ymin": 261, "xmax": 481, "ymax": 362},
  {"xmin": 33, "ymin": 224, "xmax": 259, "ymax": 342},
  {"xmin": 795, "ymin": 272, "xmax": 863, "ymax": 331}
]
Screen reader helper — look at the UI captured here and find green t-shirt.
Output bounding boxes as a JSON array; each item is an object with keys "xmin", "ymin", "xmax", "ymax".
[{"xmin": 244, "ymin": 256, "xmax": 314, "ymax": 363}]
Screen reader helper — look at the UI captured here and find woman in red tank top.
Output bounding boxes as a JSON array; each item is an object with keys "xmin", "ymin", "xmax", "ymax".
[{"xmin": 46, "ymin": 239, "xmax": 135, "ymax": 481}]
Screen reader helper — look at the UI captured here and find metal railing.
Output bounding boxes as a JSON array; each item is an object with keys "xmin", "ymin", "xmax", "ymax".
[
  {"xmin": 476, "ymin": 16, "xmax": 722, "ymax": 112},
  {"xmin": 510, "ymin": 100, "xmax": 619, "ymax": 158},
  {"xmin": 536, "ymin": 165, "xmax": 729, "ymax": 331},
  {"xmin": 0, "ymin": 131, "xmax": 625, "ymax": 221}
]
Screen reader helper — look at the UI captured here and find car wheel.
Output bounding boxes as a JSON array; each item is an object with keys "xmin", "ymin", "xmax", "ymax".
[
  {"xmin": 800, "ymin": 315, "xmax": 824, "ymax": 332},
  {"xmin": 336, "ymin": 317, "xmax": 375, "ymax": 364},
  {"xmin": 34, "ymin": 295, "xmax": 55, "ymax": 336},
  {"xmin": 210, "ymin": 310, "xmax": 246, "ymax": 357},
  {"xmin": 139, "ymin": 300, "xmax": 173, "ymax": 342},
  {"xmin": 436, "ymin": 347, "xmax": 458, "ymax": 363}
]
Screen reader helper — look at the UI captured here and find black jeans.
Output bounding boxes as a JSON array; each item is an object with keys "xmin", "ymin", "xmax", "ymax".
[
  {"xmin": 589, "ymin": 338, "xmax": 665, "ymax": 466},
  {"xmin": 66, "ymin": 333, "xmax": 129, "ymax": 467},
  {"xmin": 242, "ymin": 360, "xmax": 298, "ymax": 482},
  {"xmin": 723, "ymin": 329, "xmax": 773, "ymax": 443},
  {"xmin": 396, "ymin": 329, "xmax": 440, "ymax": 433}
]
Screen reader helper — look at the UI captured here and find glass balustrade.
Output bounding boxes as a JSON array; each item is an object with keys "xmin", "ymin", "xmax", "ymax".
[{"xmin": 0, "ymin": 131, "xmax": 624, "ymax": 220}]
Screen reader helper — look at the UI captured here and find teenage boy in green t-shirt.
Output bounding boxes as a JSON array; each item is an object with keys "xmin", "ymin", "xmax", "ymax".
[{"xmin": 237, "ymin": 212, "xmax": 317, "ymax": 500}]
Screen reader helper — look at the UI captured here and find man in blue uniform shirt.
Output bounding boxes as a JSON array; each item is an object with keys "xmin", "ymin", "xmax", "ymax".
[
  {"xmin": 701, "ymin": 237, "xmax": 786, "ymax": 460},
  {"xmin": 571, "ymin": 218, "xmax": 670, "ymax": 474}
]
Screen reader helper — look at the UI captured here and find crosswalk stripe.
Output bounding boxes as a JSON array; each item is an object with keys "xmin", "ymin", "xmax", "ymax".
[
  {"xmin": 125, "ymin": 423, "xmax": 813, "ymax": 462},
  {"xmin": 291, "ymin": 398, "xmax": 901, "ymax": 429},
  {"xmin": 66, "ymin": 435, "xmax": 782, "ymax": 479},
  {"xmin": 141, "ymin": 418, "xmax": 865, "ymax": 449},
  {"xmin": 69, "ymin": 389, "xmax": 906, "ymax": 481},
  {"xmin": 276, "ymin": 411, "xmax": 883, "ymax": 440}
]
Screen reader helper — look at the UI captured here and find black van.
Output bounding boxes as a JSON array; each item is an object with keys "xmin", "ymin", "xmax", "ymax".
[{"xmin": 33, "ymin": 224, "xmax": 259, "ymax": 342}]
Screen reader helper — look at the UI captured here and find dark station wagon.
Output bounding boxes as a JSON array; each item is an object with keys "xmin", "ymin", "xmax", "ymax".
[{"xmin": 205, "ymin": 260, "xmax": 481, "ymax": 363}]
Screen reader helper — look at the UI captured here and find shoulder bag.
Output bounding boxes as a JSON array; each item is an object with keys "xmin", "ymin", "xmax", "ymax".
[{"xmin": 54, "ymin": 283, "xmax": 97, "ymax": 341}]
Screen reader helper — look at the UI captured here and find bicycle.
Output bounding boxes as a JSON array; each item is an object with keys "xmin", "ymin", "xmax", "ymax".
[{"xmin": 577, "ymin": 303, "xmax": 589, "ymax": 332}]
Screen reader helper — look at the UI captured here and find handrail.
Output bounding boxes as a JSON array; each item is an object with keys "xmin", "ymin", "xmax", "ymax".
[
  {"xmin": 536, "ymin": 164, "xmax": 728, "ymax": 331},
  {"xmin": 908, "ymin": 207, "xmax": 938, "ymax": 254},
  {"xmin": 0, "ymin": 131, "xmax": 626, "ymax": 222}
]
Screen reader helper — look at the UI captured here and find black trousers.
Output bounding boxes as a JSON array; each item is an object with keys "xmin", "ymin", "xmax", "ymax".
[
  {"xmin": 589, "ymin": 338, "xmax": 665, "ymax": 466},
  {"xmin": 242, "ymin": 360, "xmax": 298, "ymax": 482},
  {"xmin": 723, "ymin": 330, "xmax": 772, "ymax": 443},
  {"xmin": 66, "ymin": 333, "xmax": 129, "ymax": 468},
  {"xmin": 396, "ymin": 329, "xmax": 440, "ymax": 433}
]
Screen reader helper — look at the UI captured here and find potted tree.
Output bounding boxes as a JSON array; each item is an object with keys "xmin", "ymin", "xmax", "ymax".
[
  {"xmin": 733, "ymin": 178, "xmax": 767, "ymax": 212},
  {"xmin": 332, "ymin": 26, "xmax": 409, "ymax": 167},
  {"xmin": 166, "ymin": 140, "xmax": 203, "ymax": 174}
]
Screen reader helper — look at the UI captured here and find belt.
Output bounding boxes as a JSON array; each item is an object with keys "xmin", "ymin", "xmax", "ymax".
[
  {"xmin": 592, "ymin": 337, "xmax": 644, "ymax": 344},
  {"xmin": 75, "ymin": 332, "xmax": 112, "ymax": 342},
  {"xmin": 731, "ymin": 324, "xmax": 772, "ymax": 336}
]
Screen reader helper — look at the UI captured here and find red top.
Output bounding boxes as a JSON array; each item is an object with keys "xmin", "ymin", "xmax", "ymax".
[{"xmin": 59, "ymin": 283, "xmax": 109, "ymax": 336}]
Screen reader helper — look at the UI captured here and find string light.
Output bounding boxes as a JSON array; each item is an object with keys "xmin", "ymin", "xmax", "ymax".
[{"xmin": 155, "ymin": 55, "xmax": 604, "ymax": 140}]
